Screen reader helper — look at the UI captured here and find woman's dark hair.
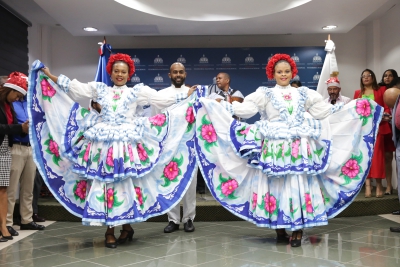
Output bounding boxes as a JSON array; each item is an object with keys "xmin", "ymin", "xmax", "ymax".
[
  {"xmin": 360, "ymin": 69, "xmax": 379, "ymax": 95},
  {"xmin": 290, "ymin": 80, "xmax": 302, "ymax": 87},
  {"xmin": 378, "ymin": 69, "xmax": 399, "ymax": 88},
  {"xmin": 0, "ymin": 85, "xmax": 13, "ymax": 103}
]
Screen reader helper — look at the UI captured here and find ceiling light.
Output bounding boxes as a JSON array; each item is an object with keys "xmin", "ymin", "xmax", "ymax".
[
  {"xmin": 322, "ymin": 25, "xmax": 337, "ymax": 30},
  {"xmin": 83, "ymin": 27, "xmax": 98, "ymax": 32}
]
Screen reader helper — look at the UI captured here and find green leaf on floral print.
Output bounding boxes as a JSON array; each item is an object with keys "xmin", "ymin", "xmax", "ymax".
[
  {"xmin": 161, "ymin": 176, "xmax": 172, "ymax": 187},
  {"xmin": 151, "ymin": 125, "xmax": 163, "ymax": 135},
  {"xmin": 44, "ymin": 139, "xmax": 50, "ymax": 146},
  {"xmin": 42, "ymin": 95, "xmax": 52, "ymax": 103},
  {"xmin": 144, "ymin": 145, "xmax": 154, "ymax": 157},
  {"xmin": 112, "ymin": 104, "xmax": 117, "ymax": 112},
  {"xmin": 93, "ymin": 149, "xmax": 101, "ymax": 163},
  {"xmin": 124, "ymin": 153, "xmax": 130, "ymax": 163},
  {"xmin": 105, "ymin": 163, "xmax": 113, "ymax": 172},
  {"xmin": 201, "ymin": 114, "xmax": 211, "ymax": 125},
  {"xmin": 361, "ymin": 117, "xmax": 368, "ymax": 126},
  {"xmin": 80, "ymin": 108, "xmax": 89, "ymax": 118},
  {"xmin": 284, "ymin": 146, "xmax": 291, "ymax": 157},
  {"xmin": 113, "ymin": 194, "xmax": 124, "ymax": 208},
  {"xmin": 314, "ymin": 147, "xmax": 324, "ymax": 158},
  {"xmin": 174, "ymin": 154, "xmax": 184, "ymax": 167},
  {"xmin": 288, "ymin": 105, "xmax": 293, "ymax": 115},
  {"xmin": 96, "ymin": 193, "xmax": 105, "ymax": 202},
  {"xmin": 186, "ymin": 122, "xmax": 194, "ymax": 133},
  {"xmin": 203, "ymin": 140, "xmax": 217, "ymax": 153},
  {"xmin": 275, "ymin": 148, "xmax": 283, "ymax": 159},
  {"xmin": 78, "ymin": 146, "xmax": 86, "ymax": 158},
  {"xmin": 45, "ymin": 148, "xmax": 51, "ymax": 155},
  {"xmin": 237, "ymin": 126, "xmax": 246, "ymax": 137},
  {"xmin": 227, "ymin": 193, "xmax": 238, "ymax": 200},
  {"xmin": 254, "ymin": 129, "xmax": 261, "ymax": 141},
  {"xmin": 52, "ymin": 155, "xmax": 61, "ymax": 166},
  {"xmin": 219, "ymin": 173, "xmax": 229, "ymax": 183},
  {"xmin": 352, "ymin": 151, "xmax": 363, "ymax": 164},
  {"xmin": 73, "ymin": 183, "xmax": 78, "ymax": 201}
]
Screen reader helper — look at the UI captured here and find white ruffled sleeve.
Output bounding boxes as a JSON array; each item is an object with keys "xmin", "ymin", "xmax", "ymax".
[
  {"xmin": 136, "ymin": 85, "xmax": 187, "ymax": 110},
  {"xmin": 306, "ymin": 88, "xmax": 343, "ymax": 119},
  {"xmin": 223, "ymin": 88, "xmax": 266, "ymax": 119},
  {"xmin": 57, "ymin": 74, "xmax": 96, "ymax": 102}
]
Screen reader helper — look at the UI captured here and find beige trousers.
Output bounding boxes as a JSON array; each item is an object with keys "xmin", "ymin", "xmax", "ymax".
[{"xmin": 7, "ymin": 144, "xmax": 36, "ymax": 225}]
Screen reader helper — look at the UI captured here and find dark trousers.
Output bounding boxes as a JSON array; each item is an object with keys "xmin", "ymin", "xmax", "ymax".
[{"xmin": 32, "ymin": 169, "xmax": 43, "ymax": 214}]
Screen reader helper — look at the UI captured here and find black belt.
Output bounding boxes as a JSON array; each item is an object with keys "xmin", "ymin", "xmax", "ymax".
[{"xmin": 13, "ymin": 141, "xmax": 31, "ymax": 147}]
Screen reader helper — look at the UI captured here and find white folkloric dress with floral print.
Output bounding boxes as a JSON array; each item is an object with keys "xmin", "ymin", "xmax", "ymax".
[
  {"xmin": 28, "ymin": 60, "xmax": 200, "ymax": 226},
  {"xmin": 195, "ymin": 84, "xmax": 382, "ymax": 230}
]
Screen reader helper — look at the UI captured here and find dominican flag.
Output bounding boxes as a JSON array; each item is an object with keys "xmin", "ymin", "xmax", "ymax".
[
  {"xmin": 317, "ymin": 38, "xmax": 338, "ymax": 99},
  {"xmin": 95, "ymin": 39, "xmax": 112, "ymax": 86}
]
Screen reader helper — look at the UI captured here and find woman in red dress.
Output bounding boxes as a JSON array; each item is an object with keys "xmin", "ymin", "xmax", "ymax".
[
  {"xmin": 354, "ymin": 69, "xmax": 391, "ymax": 198},
  {"xmin": 378, "ymin": 69, "xmax": 398, "ymax": 195}
]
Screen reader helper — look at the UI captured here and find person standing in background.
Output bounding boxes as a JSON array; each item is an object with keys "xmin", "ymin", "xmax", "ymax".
[
  {"xmin": 354, "ymin": 69, "xmax": 391, "ymax": 198},
  {"xmin": 7, "ymin": 94, "xmax": 46, "ymax": 235},
  {"xmin": 378, "ymin": 69, "xmax": 399, "ymax": 195},
  {"xmin": 0, "ymin": 72, "xmax": 29, "ymax": 241}
]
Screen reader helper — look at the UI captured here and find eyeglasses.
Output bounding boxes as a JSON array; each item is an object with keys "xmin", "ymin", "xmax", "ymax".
[{"xmin": 361, "ymin": 74, "xmax": 372, "ymax": 78}]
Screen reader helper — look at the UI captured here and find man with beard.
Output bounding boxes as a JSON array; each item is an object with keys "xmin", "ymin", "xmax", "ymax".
[
  {"xmin": 152, "ymin": 62, "xmax": 197, "ymax": 233},
  {"xmin": 324, "ymin": 77, "xmax": 351, "ymax": 105}
]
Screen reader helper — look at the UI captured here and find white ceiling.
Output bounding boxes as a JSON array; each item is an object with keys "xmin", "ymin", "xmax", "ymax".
[{"xmin": 2, "ymin": 0, "xmax": 398, "ymax": 36}]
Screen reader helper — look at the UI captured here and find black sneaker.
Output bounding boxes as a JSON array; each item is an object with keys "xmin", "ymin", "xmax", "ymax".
[
  {"xmin": 184, "ymin": 219, "xmax": 195, "ymax": 232},
  {"xmin": 164, "ymin": 221, "xmax": 179, "ymax": 233}
]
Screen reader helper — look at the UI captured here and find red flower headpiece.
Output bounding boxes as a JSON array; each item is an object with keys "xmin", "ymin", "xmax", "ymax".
[
  {"xmin": 265, "ymin": 54, "xmax": 298, "ymax": 79},
  {"xmin": 106, "ymin": 53, "xmax": 135, "ymax": 78}
]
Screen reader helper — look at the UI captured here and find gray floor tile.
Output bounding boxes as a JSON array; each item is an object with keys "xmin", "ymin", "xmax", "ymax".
[
  {"xmin": 278, "ymin": 256, "xmax": 342, "ymax": 267},
  {"xmin": 231, "ymin": 248, "xmax": 294, "ymax": 265},
  {"xmin": 160, "ymin": 250, "xmax": 223, "ymax": 266},
  {"xmin": 196, "ymin": 258, "xmax": 268, "ymax": 267},
  {"xmin": 14, "ymin": 254, "xmax": 80, "ymax": 267},
  {"xmin": 125, "ymin": 259, "xmax": 189, "ymax": 267},
  {"xmin": 198, "ymin": 243, "xmax": 258, "ymax": 257},
  {"xmin": 87, "ymin": 251, "xmax": 153, "ymax": 266},
  {"xmin": 0, "ymin": 216, "xmax": 399, "ymax": 267},
  {"xmin": 330, "ymin": 240, "xmax": 389, "ymax": 254},
  {"xmin": 374, "ymin": 247, "xmax": 400, "ymax": 258},
  {"xmin": 0, "ymin": 248, "xmax": 56, "ymax": 264},
  {"xmin": 348, "ymin": 254, "xmax": 400, "ymax": 267}
]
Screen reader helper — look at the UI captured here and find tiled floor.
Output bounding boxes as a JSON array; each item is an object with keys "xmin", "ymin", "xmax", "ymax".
[{"xmin": 0, "ymin": 215, "xmax": 399, "ymax": 267}]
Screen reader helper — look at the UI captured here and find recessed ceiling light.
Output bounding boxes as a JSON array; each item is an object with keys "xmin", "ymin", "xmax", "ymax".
[
  {"xmin": 322, "ymin": 25, "xmax": 337, "ymax": 30},
  {"xmin": 83, "ymin": 27, "xmax": 98, "ymax": 32}
]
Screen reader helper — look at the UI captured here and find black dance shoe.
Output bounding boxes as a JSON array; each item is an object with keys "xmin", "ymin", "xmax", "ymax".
[
  {"xmin": 104, "ymin": 234, "xmax": 118, "ymax": 249},
  {"xmin": 118, "ymin": 228, "xmax": 134, "ymax": 244},
  {"xmin": 290, "ymin": 230, "xmax": 303, "ymax": 247}
]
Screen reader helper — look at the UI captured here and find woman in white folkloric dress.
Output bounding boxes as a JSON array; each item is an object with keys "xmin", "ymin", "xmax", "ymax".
[
  {"xmin": 28, "ymin": 54, "xmax": 198, "ymax": 248},
  {"xmin": 194, "ymin": 54, "xmax": 382, "ymax": 247}
]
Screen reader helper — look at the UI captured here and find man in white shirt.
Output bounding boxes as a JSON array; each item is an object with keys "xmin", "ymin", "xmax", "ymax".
[
  {"xmin": 153, "ymin": 62, "xmax": 197, "ymax": 233},
  {"xmin": 324, "ymin": 77, "xmax": 351, "ymax": 105},
  {"xmin": 209, "ymin": 72, "xmax": 244, "ymax": 102}
]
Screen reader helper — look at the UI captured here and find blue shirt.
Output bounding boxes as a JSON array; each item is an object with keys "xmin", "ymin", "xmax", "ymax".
[{"xmin": 12, "ymin": 97, "xmax": 29, "ymax": 143}]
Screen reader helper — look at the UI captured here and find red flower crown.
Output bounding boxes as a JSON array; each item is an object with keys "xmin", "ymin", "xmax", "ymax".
[
  {"xmin": 106, "ymin": 53, "xmax": 135, "ymax": 78},
  {"xmin": 265, "ymin": 54, "xmax": 298, "ymax": 79}
]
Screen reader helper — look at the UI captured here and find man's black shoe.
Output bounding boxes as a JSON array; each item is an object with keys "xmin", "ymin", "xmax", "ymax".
[
  {"xmin": 20, "ymin": 222, "xmax": 45, "ymax": 230},
  {"xmin": 390, "ymin": 227, "xmax": 400, "ymax": 232},
  {"xmin": 6, "ymin": 226, "xmax": 19, "ymax": 236},
  {"xmin": 392, "ymin": 210, "xmax": 400, "ymax": 215},
  {"xmin": 32, "ymin": 214, "xmax": 46, "ymax": 222},
  {"xmin": 184, "ymin": 219, "xmax": 195, "ymax": 232},
  {"xmin": 164, "ymin": 221, "xmax": 179, "ymax": 233}
]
